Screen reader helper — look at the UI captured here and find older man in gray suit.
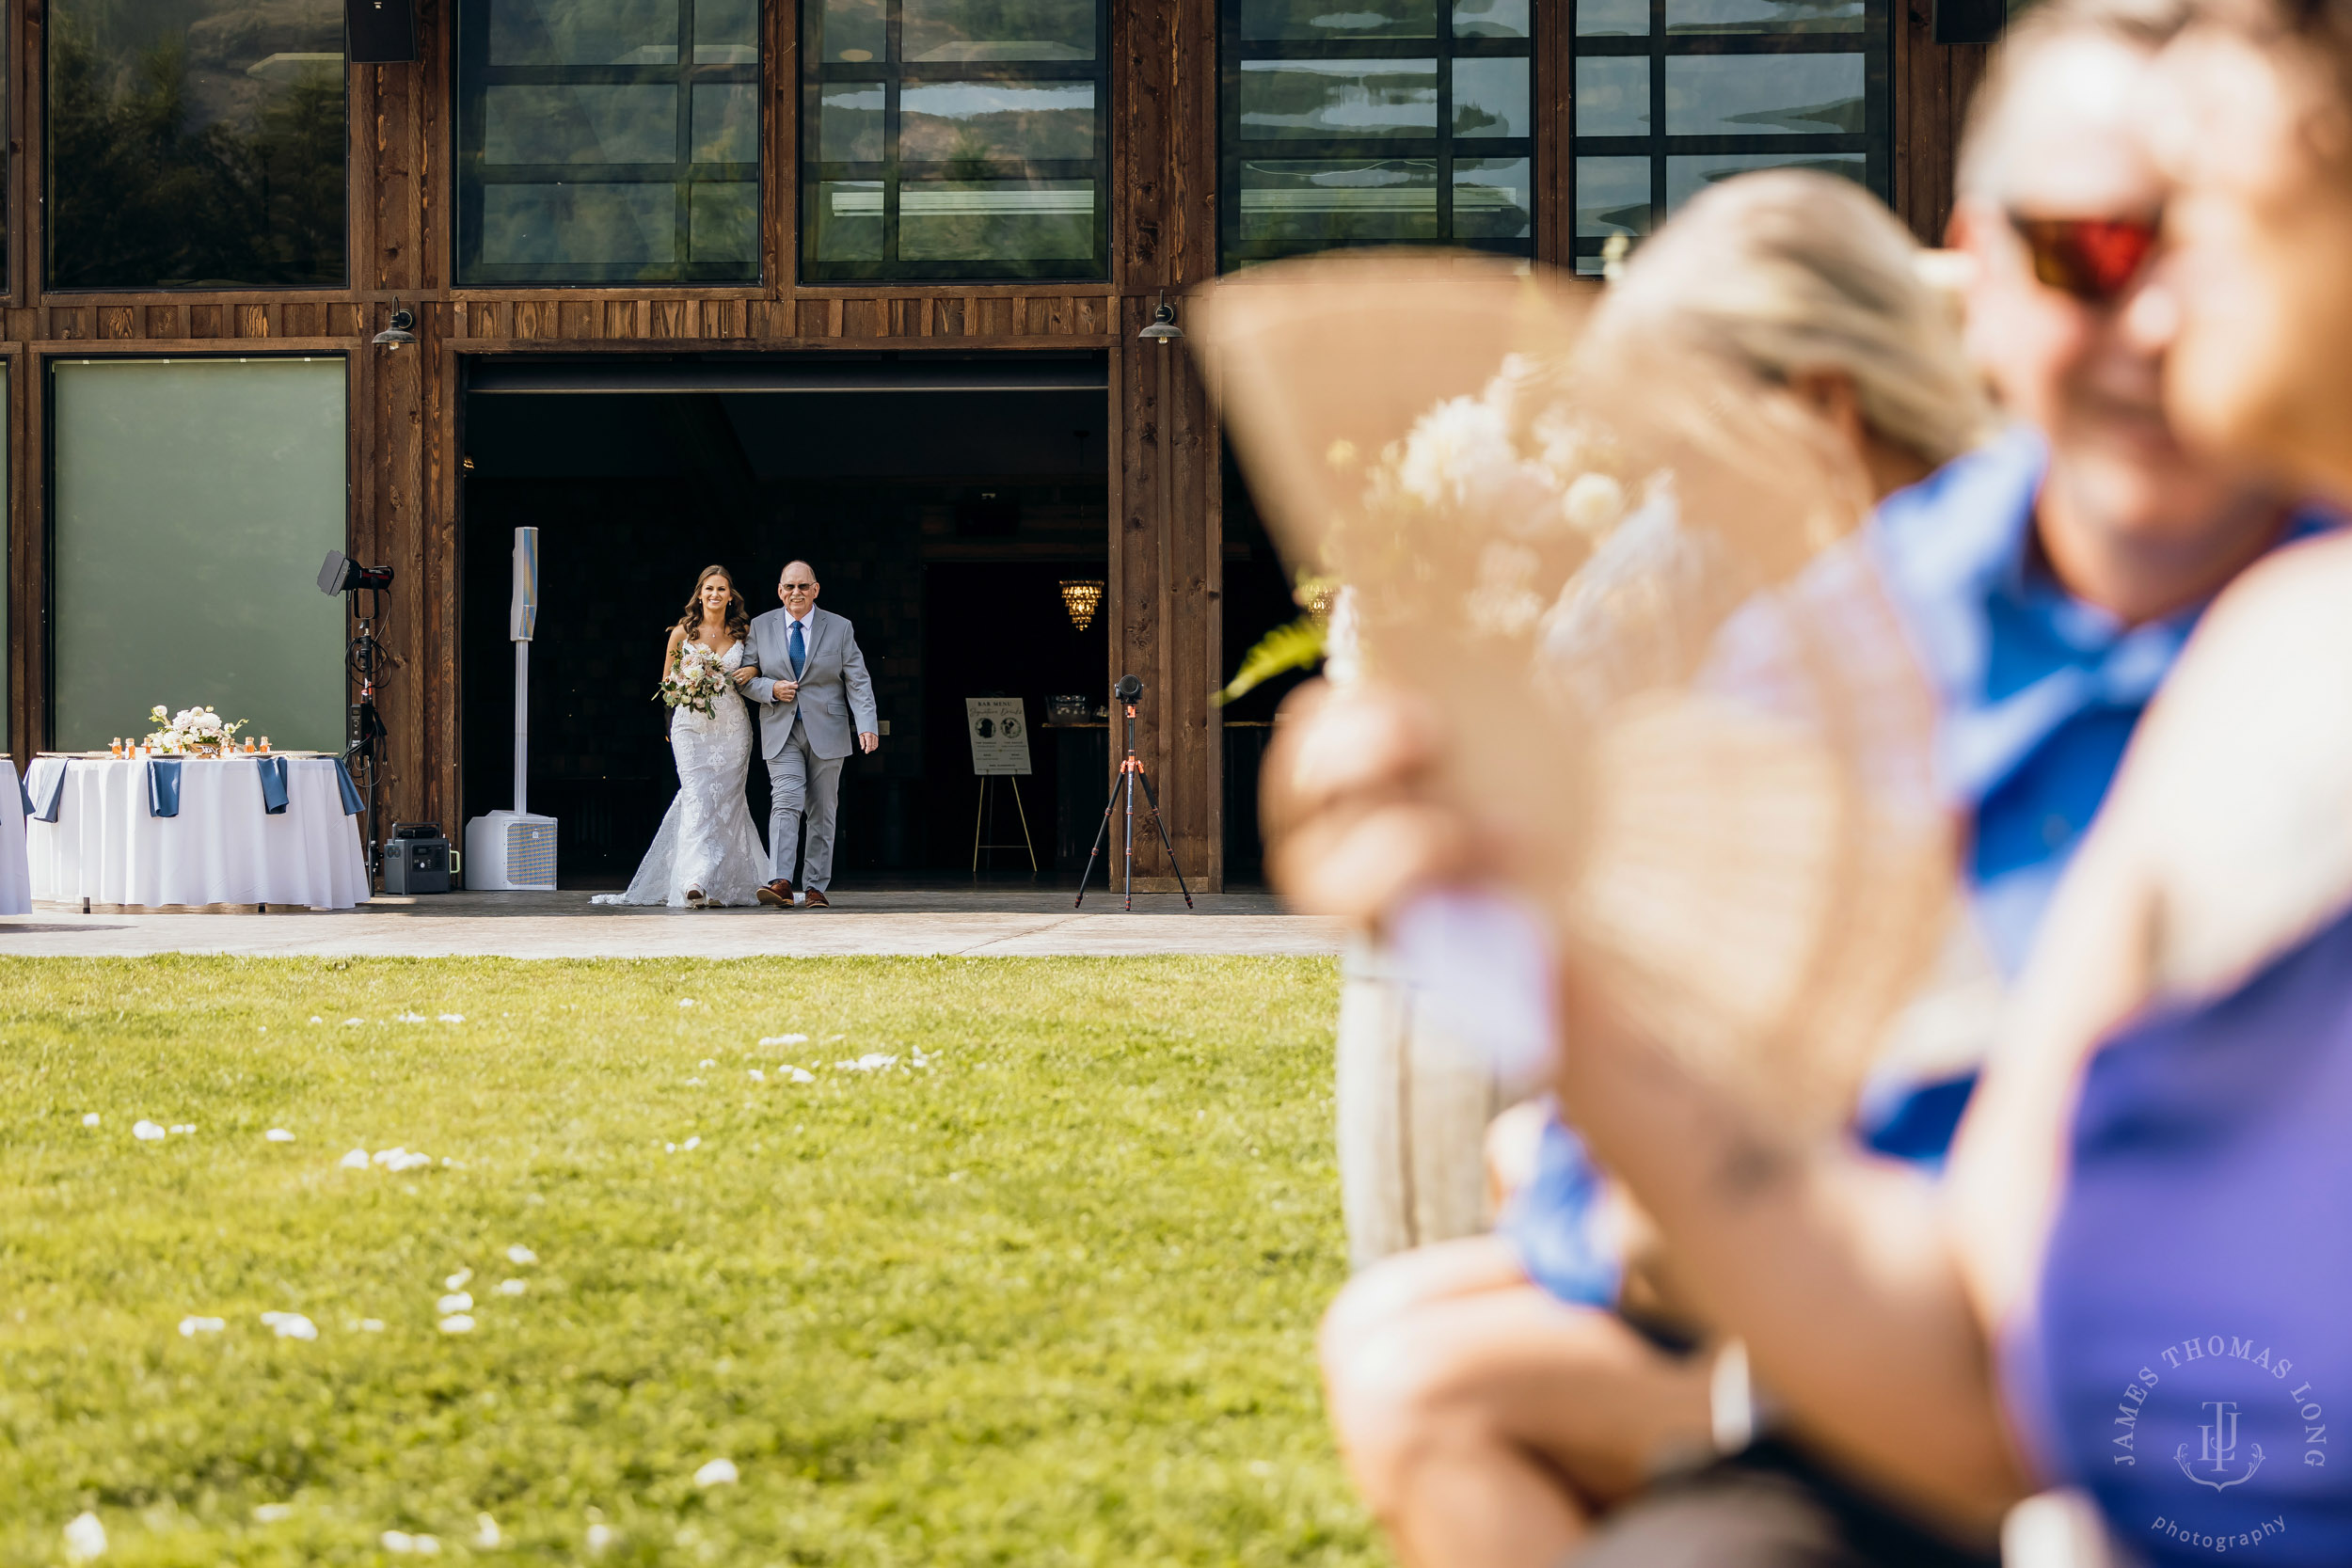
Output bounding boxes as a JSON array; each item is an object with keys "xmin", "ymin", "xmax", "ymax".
[{"xmin": 730, "ymin": 560, "xmax": 879, "ymax": 909}]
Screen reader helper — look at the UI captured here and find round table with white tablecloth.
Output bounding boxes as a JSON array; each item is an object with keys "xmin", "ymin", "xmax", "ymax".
[
  {"xmin": 27, "ymin": 755, "xmax": 370, "ymax": 911},
  {"xmin": 0, "ymin": 759, "xmax": 29, "ymax": 915}
]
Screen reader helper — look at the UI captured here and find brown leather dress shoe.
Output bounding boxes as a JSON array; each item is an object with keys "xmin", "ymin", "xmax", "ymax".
[
  {"xmin": 803, "ymin": 888, "xmax": 830, "ymax": 909},
  {"xmin": 756, "ymin": 879, "xmax": 794, "ymax": 908}
]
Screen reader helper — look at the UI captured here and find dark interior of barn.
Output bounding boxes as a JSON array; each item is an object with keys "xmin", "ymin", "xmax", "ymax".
[{"xmin": 458, "ymin": 354, "xmax": 1300, "ymax": 887}]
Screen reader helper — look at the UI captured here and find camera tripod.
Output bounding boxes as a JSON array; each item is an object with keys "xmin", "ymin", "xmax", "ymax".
[{"xmin": 1075, "ymin": 675, "xmax": 1194, "ymax": 911}]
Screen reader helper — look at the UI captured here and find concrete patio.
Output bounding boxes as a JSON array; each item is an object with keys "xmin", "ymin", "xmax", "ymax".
[{"xmin": 0, "ymin": 886, "xmax": 1344, "ymax": 959}]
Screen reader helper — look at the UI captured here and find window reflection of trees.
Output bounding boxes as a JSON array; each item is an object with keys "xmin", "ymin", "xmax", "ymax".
[
  {"xmin": 48, "ymin": 0, "xmax": 346, "ymax": 289},
  {"xmin": 1217, "ymin": 0, "xmax": 1534, "ymax": 271},
  {"xmin": 802, "ymin": 0, "xmax": 1108, "ymax": 280}
]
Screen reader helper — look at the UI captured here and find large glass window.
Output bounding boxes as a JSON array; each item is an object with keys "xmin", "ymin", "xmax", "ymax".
[
  {"xmin": 801, "ymin": 0, "xmax": 1111, "ymax": 281},
  {"xmin": 51, "ymin": 359, "xmax": 347, "ymax": 753},
  {"xmin": 1570, "ymin": 0, "xmax": 1886, "ymax": 275},
  {"xmin": 458, "ymin": 0, "xmax": 763, "ymax": 285},
  {"xmin": 46, "ymin": 0, "xmax": 345, "ymax": 289},
  {"xmin": 1219, "ymin": 0, "xmax": 1534, "ymax": 271}
]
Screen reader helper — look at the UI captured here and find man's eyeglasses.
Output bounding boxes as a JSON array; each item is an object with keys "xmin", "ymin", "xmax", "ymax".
[
  {"xmin": 2009, "ymin": 214, "xmax": 2162, "ymax": 304},
  {"xmin": 781, "ymin": 583, "xmax": 816, "ymax": 594}
]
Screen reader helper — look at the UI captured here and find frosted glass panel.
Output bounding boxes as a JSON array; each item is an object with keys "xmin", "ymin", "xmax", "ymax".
[{"xmin": 53, "ymin": 359, "xmax": 347, "ymax": 754}]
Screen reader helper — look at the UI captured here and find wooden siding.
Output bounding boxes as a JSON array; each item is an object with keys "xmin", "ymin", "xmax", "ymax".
[{"xmin": 0, "ymin": 0, "xmax": 1986, "ymax": 892}]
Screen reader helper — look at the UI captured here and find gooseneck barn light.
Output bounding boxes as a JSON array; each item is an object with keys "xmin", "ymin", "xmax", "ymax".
[{"xmin": 1137, "ymin": 292, "xmax": 1182, "ymax": 343}]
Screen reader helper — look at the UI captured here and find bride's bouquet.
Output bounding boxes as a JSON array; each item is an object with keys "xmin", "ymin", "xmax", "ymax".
[
  {"xmin": 658, "ymin": 643, "xmax": 734, "ymax": 718},
  {"xmin": 144, "ymin": 705, "xmax": 246, "ymax": 754}
]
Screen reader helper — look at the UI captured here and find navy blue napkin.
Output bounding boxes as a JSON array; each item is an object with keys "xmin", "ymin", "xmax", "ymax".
[
  {"xmin": 256, "ymin": 756, "xmax": 289, "ymax": 815},
  {"xmin": 26, "ymin": 757, "xmax": 68, "ymax": 823},
  {"xmin": 147, "ymin": 757, "xmax": 183, "ymax": 817},
  {"xmin": 332, "ymin": 758, "xmax": 364, "ymax": 816}
]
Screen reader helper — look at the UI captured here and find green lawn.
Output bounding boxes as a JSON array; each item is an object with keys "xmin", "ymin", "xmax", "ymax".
[{"xmin": 0, "ymin": 956, "xmax": 1372, "ymax": 1567}]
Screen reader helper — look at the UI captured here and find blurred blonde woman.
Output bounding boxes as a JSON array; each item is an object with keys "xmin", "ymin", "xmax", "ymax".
[{"xmin": 1313, "ymin": 167, "xmax": 1993, "ymax": 1568}]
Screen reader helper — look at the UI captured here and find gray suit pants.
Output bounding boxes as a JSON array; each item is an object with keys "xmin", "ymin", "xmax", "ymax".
[{"xmin": 765, "ymin": 721, "xmax": 845, "ymax": 891}]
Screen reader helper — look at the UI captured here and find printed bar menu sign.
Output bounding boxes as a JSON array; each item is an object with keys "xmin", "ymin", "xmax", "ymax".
[{"xmin": 965, "ymin": 698, "xmax": 1033, "ymax": 776}]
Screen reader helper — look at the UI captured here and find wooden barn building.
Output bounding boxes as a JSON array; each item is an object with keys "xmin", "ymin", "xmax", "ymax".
[{"xmin": 0, "ymin": 0, "xmax": 1994, "ymax": 890}]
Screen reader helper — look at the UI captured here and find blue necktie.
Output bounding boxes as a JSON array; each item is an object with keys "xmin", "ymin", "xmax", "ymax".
[{"xmin": 789, "ymin": 619, "xmax": 806, "ymax": 679}]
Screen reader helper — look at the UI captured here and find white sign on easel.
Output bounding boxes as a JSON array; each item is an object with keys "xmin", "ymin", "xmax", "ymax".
[{"xmin": 965, "ymin": 698, "xmax": 1033, "ymax": 776}]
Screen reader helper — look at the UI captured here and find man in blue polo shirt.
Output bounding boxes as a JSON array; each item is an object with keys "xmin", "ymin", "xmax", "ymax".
[{"xmin": 1277, "ymin": 8, "xmax": 2328, "ymax": 1565}]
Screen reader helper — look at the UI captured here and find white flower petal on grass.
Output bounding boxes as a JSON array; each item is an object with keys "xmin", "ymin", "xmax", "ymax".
[
  {"xmin": 264, "ymin": 1128, "xmax": 294, "ymax": 1143},
  {"xmin": 585, "ymin": 1523, "xmax": 614, "ymax": 1555},
  {"xmin": 395, "ymin": 1011, "xmax": 428, "ymax": 1024},
  {"xmin": 505, "ymin": 1244, "xmax": 538, "ymax": 1266},
  {"xmin": 342, "ymin": 1018, "xmax": 364, "ymax": 1027},
  {"xmin": 414, "ymin": 1536, "xmax": 441, "ymax": 1555},
  {"xmin": 133, "ymin": 1119, "xmax": 166, "ymax": 1141},
  {"xmin": 664, "ymin": 1142, "xmax": 676, "ymax": 1153},
  {"xmin": 699, "ymin": 1058, "xmax": 716, "ymax": 1069},
  {"xmin": 310, "ymin": 1016, "xmax": 324, "ymax": 1024},
  {"xmin": 836, "ymin": 1054, "xmax": 898, "ymax": 1073},
  {"xmin": 759, "ymin": 1034, "xmax": 809, "ymax": 1046},
  {"xmin": 171, "ymin": 1124, "xmax": 198, "ymax": 1134},
  {"xmin": 438, "ymin": 1314, "xmax": 476, "ymax": 1334},
  {"xmin": 438, "ymin": 1014, "xmax": 465, "ymax": 1024},
  {"xmin": 677, "ymin": 998, "xmax": 697, "ymax": 1008},
  {"xmin": 61, "ymin": 1512, "xmax": 106, "ymax": 1561},
  {"xmin": 747, "ymin": 1069, "xmax": 765, "ymax": 1083},
  {"xmin": 472, "ymin": 1515, "xmax": 502, "ymax": 1548},
  {"xmin": 692, "ymin": 1457, "xmax": 739, "ymax": 1487},
  {"xmin": 496, "ymin": 1277, "xmax": 527, "ymax": 1296},
  {"xmin": 787, "ymin": 1067, "xmax": 815, "ymax": 1084},
  {"xmin": 82, "ymin": 1113, "xmax": 100, "ymax": 1127},
  {"xmin": 358, "ymin": 1319, "xmax": 386, "ymax": 1333},
  {"xmin": 178, "ymin": 1315, "xmax": 225, "ymax": 1337},
  {"xmin": 685, "ymin": 1077, "xmax": 705, "ymax": 1086},
  {"xmin": 382, "ymin": 1530, "xmax": 415, "ymax": 1553},
  {"xmin": 252, "ymin": 1503, "xmax": 293, "ymax": 1523},
  {"xmin": 437, "ymin": 1292, "xmax": 473, "ymax": 1314},
  {"xmin": 339, "ymin": 1148, "xmax": 371, "ymax": 1170},
  {"xmin": 445, "ymin": 1269, "xmax": 472, "ymax": 1291},
  {"xmin": 683, "ymin": 1135, "xmax": 701, "ymax": 1151},
  {"xmin": 259, "ymin": 1312, "xmax": 318, "ymax": 1340}
]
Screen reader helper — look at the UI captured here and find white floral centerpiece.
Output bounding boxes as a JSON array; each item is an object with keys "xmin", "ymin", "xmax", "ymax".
[
  {"xmin": 144, "ymin": 705, "xmax": 246, "ymax": 755},
  {"xmin": 657, "ymin": 642, "xmax": 733, "ymax": 719}
]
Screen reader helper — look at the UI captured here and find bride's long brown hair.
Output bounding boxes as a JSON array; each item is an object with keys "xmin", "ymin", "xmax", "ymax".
[{"xmin": 676, "ymin": 564, "xmax": 752, "ymax": 644}]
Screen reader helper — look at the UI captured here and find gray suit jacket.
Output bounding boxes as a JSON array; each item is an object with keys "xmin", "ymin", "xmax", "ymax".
[{"xmin": 744, "ymin": 605, "xmax": 879, "ymax": 760}]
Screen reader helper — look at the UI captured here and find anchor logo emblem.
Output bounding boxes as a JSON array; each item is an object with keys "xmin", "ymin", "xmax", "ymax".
[{"xmin": 2176, "ymin": 1401, "xmax": 2266, "ymax": 1492}]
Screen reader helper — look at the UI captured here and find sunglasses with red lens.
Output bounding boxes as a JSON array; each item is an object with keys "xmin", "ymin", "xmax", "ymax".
[{"xmin": 2008, "ymin": 214, "xmax": 2162, "ymax": 304}]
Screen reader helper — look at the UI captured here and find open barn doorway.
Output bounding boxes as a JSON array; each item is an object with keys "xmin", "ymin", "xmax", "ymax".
[{"xmin": 457, "ymin": 354, "xmax": 1110, "ymax": 887}]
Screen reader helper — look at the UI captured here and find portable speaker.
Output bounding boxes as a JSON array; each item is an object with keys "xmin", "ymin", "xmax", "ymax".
[
  {"xmin": 511, "ymin": 526, "xmax": 539, "ymax": 641},
  {"xmin": 1933, "ymin": 0, "xmax": 2005, "ymax": 44},
  {"xmin": 346, "ymin": 0, "xmax": 420, "ymax": 64}
]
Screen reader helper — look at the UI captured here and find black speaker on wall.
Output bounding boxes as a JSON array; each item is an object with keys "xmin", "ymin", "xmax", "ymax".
[
  {"xmin": 347, "ymin": 0, "xmax": 420, "ymax": 63},
  {"xmin": 1933, "ymin": 0, "xmax": 2005, "ymax": 43}
]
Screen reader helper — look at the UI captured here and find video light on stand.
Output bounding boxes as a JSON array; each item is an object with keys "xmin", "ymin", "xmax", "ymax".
[{"xmin": 465, "ymin": 527, "xmax": 558, "ymax": 891}]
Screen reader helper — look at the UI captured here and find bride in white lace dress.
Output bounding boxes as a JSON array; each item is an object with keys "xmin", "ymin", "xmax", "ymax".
[{"xmin": 596, "ymin": 565, "xmax": 769, "ymax": 908}]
